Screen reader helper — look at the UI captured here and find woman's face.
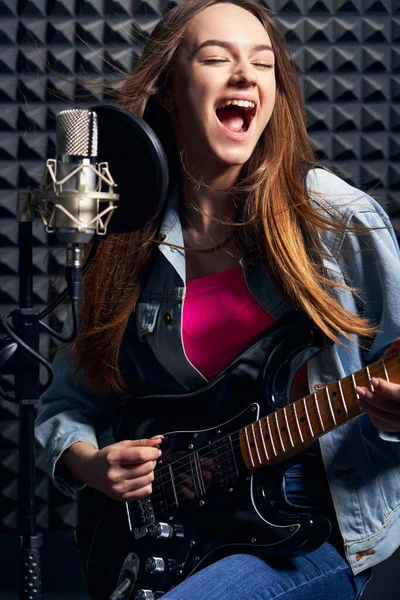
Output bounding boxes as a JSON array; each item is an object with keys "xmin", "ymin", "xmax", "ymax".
[{"xmin": 165, "ymin": 2, "xmax": 276, "ymax": 177}]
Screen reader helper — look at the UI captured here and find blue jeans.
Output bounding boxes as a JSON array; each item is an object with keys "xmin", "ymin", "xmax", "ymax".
[
  {"xmin": 163, "ymin": 447, "xmax": 371, "ymax": 599},
  {"xmin": 162, "ymin": 546, "xmax": 371, "ymax": 600}
]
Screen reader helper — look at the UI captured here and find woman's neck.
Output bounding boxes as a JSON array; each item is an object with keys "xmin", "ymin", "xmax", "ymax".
[
  {"xmin": 180, "ymin": 174, "xmax": 238, "ymax": 238},
  {"xmin": 180, "ymin": 174, "xmax": 242, "ymax": 280}
]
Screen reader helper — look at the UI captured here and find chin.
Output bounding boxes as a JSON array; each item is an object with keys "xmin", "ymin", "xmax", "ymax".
[{"xmin": 213, "ymin": 146, "xmax": 255, "ymax": 167}]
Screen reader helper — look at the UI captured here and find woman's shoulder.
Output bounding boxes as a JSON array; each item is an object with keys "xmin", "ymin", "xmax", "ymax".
[
  {"xmin": 306, "ymin": 167, "xmax": 381, "ymax": 218},
  {"xmin": 306, "ymin": 167, "xmax": 395, "ymax": 250}
]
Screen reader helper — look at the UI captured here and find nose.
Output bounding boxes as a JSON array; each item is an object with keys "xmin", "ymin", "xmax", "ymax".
[{"xmin": 230, "ymin": 64, "xmax": 257, "ymax": 87}]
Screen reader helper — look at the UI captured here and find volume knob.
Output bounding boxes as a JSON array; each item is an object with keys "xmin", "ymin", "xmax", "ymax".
[
  {"xmin": 135, "ymin": 591, "xmax": 157, "ymax": 600},
  {"xmin": 148, "ymin": 522, "xmax": 174, "ymax": 539},
  {"xmin": 145, "ymin": 557, "xmax": 166, "ymax": 574}
]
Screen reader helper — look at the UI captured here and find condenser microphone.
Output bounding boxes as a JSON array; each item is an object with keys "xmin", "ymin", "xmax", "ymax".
[
  {"xmin": 17, "ymin": 103, "xmax": 169, "ymax": 305},
  {"xmin": 18, "ymin": 104, "xmax": 169, "ymax": 241},
  {"xmin": 36, "ymin": 108, "xmax": 119, "ymax": 246},
  {"xmin": 52, "ymin": 108, "xmax": 112, "ymax": 245}
]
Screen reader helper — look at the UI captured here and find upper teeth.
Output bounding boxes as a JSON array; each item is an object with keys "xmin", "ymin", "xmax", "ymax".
[{"xmin": 217, "ymin": 99, "xmax": 255, "ymax": 110}]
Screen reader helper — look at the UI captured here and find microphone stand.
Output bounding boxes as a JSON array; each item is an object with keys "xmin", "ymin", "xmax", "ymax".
[
  {"xmin": 0, "ymin": 172, "xmax": 117, "ymax": 600},
  {"xmin": 0, "ymin": 103, "xmax": 167, "ymax": 599},
  {"xmin": 15, "ymin": 218, "xmax": 43, "ymax": 600},
  {"xmin": 2, "ymin": 199, "xmax": 84, "ymax": 599}
]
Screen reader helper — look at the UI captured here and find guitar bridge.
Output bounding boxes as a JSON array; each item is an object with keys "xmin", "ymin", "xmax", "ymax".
[{"xmin": 126, "ymin": 498, "xmax": 155, "ymax": 539}]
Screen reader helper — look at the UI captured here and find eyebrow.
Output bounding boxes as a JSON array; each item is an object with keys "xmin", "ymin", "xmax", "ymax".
[{"xmin": 193, "ymin": 39, "xmax": 274, "ymax": 57}]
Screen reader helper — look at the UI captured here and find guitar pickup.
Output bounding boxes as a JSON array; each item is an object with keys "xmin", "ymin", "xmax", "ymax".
[
  {"xmin": 126, "ymin": 498, "xmax": 155, "ymax": 539},
  {"xmin": 210, "ymin": 434, "xmax": 239, "ymax": 487}
]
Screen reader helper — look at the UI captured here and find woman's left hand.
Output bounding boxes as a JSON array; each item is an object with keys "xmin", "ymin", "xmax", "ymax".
[{"xmin": 356, "ymin": 338, "xmax": 400, "ymax": 432}]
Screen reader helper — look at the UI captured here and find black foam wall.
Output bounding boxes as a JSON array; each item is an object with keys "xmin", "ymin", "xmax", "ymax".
[{"xmin": 0, "ymin": 0, "xmax": 399, "ymax": 547}]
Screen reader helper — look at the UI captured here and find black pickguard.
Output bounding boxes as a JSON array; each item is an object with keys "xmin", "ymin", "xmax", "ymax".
[{"xmin": 77, "ymin": 313, "xmax": 333, "ymax": 600}]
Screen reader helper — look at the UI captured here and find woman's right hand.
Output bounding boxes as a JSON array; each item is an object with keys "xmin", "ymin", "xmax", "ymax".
[{"xmin": 62, "ymin": 437, "xmax": 163, "ymax": 502}]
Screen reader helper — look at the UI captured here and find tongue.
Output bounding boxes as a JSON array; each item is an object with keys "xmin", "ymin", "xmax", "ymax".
[{"xmin": 217, "ymin": 107, "xmax": 245, "ymax": 133}]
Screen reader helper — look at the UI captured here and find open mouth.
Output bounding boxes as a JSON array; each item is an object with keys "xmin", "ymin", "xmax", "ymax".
[{"xmin": 215, "ymin": 100, "xmax": 257, "ymax": 134}]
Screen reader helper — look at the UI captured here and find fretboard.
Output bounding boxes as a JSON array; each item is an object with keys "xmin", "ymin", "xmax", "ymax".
[{"xmin": 239, "ymin": 352, "xmax": 400, "ymax": 470}]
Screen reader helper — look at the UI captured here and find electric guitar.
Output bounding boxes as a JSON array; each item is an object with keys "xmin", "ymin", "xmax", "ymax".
[{"xmin": 77, "ymin": 316, "xmax": 400, "ymax": 600}]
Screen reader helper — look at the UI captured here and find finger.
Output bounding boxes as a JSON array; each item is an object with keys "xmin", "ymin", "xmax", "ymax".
[
  {"xmin": 202, "ymin": 470, "xmax": 213, "ymax": 486},
  {"xmin": 365, "ymin": 413, "xmax": 400, "ymax": 432},
  {"xmin": 119, "ymin": 485, "xmax": 154, "ymax": 502},
  {"xmin": 119, "ymin": 437, "xmax": 164, "ymax": 448},
  {"xmin": 356, "ymin": 382, "xmax": 400, "ymax": 415},
  {"xmin": 116, "ymin": 471, "xmax": 155, "ymax": 495},
  {"xmin": 176, "ymin": 473, "xmax": 196, "ymax": 500},
  {"xmin": 123, "ymin": 460, "xmax": 157, "ymax": 479},
  {"xmin": 117, "ymin": 481, "xmax": 154, "ymax": 502},
  {"xmin": 383, "ymin": 338, "xmax": 400, "ymax": 357},
  {"xmin": 357, "ymin": 398, "xmax": 400, "ymax": 431},
  {"xmin": 371, "ymin": 418, "xmax": 400, "ymax": 432},
  {"xmin": 150, "ymin": 434, "xmax": 164, "ymax": 449},
  {"xmin": 201, "ymin": 457, "xmax": 215, "ymax": 471},
  {"xmin": 370, "ymin": 377, "xmax": 400, "ymax": 401},
  {"xmin": 120, "ymin": 446, "xmax": 162, "ymax": 466}
]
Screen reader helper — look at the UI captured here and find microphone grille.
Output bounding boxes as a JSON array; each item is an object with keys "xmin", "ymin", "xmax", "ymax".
[{"xmin": 56, "ymin": 109, "xmax": 98, "ymax": 157}]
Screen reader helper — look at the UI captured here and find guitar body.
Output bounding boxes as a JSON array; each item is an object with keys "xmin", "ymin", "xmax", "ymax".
[{"xmin": 77, "ymin": 316, "xmax": 333, "ymax": 600}]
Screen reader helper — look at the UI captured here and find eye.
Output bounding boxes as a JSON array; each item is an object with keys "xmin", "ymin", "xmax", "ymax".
[
  {"xmin": 253, "ymin": 62, "xmax": 274, "ymax": 69},
  {"xmin": 203, "ymin": 58, "xmax": 229, "ymax": 64}
]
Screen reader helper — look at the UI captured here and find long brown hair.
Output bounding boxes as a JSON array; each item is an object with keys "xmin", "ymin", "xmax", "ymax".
[{"xmin": 73, "ymin": 0, "xmax": 375, "ymax": 395}]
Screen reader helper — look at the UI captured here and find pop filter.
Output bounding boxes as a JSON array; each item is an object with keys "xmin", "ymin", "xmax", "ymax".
[{"xmin": 92, "ymin": 104, "xmax": 169, "ymax": 234}]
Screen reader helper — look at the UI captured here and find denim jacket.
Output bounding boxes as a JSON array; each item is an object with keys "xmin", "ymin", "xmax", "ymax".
[{"xmin": 35, "ymin": 168, "xmax": 400, "ymax": 576}]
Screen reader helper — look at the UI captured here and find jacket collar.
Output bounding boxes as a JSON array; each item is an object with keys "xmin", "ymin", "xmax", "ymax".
[{"xmin": 156, "ymin": 181, "xmax": 186, "ymax": 284}]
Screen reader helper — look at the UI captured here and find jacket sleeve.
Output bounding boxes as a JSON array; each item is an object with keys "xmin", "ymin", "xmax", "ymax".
[
  {"xmin": 35, "ymin": 339, "xmax": 121, "ymax": 498},
  {"xmin": 328, "ymin": 197, "xmax": 400, "ymax": 442}
]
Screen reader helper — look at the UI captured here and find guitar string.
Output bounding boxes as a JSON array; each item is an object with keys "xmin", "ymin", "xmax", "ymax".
[
  {"xmin": 149, "ymin": 373, "xmax": 361, "ymax": 485},
  {"xmin": 150, "ymin": 442, "xmax": 244, "ymax": 508},
  {"xmin": 148, "ymin": 400, "xmax": 362, "ymax": 507},
  {"xmin": 150, "ymin": 390, "xmax": 346, "ymax": 501},
  {"xmin": 149, "ymin": 393, "xmax": 350, "ymax": 507},
  {"xmin": 149, "ymin": 400, "xmax": 350, "ymax": 507},
  {"xmin": 128, "ymin": 357, "xmax": 397, "ymax": 517},
  {"xmin": 148, "ymin": 404, "xmax": 333, "ymax": 507},
  {"xmin": 134, "ymin": 356, "xmax": 394, "ymax": 507},
  {"xmin": 143, "ymin": 354, "xmax": 393, "ymax": 484},
  {"xmin": 146, "ymin": 355, "xmax": 394, "ymax": 505}
]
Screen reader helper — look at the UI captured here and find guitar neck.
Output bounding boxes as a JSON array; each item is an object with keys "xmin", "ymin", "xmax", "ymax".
[{"xmin": 239, "ymin": 352, "xmax": 400, "ymax": 470}]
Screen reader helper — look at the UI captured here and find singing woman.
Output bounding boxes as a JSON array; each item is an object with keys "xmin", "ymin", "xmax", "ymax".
[{"xmin": 36, "ymin": 1, "xmax": 400, "ymax": 599}]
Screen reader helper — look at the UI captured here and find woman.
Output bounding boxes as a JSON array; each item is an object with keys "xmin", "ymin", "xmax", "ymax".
[{"xmin": 35, "ymin": 1, "xmax": 400, "ymax": 599}]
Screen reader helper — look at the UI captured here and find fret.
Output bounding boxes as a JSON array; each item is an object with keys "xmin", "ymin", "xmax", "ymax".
[
  {"xmin": 337, "ymin": 380, "xmax": 349, "ymax": 420},
  {"xmin": 250, "ymin": 422, "xmax": 262, "ymax": 466},
  {"xmin": 314, "ymin": 391, "xmax": 325, "ymax": 432},
  {"xmin": 325, "ymin": 387, "xmax": 337, "ymax": 426},
  {"xmin": 244, "ymin": 426, "xmax": 255, "ymax": 468},
  {"xmin": 257, "ymin": 419, "xmax": 270, "ymax": 460},
  {"xmin": 351, "ymin": 372, "xmax": 359, "ymax": 400},
  {"xmin": 303, "ymin": 397, "xmax": 314, "ymax": 436},
  {"xmin": 274, "ymin": 411, "xmax": 286, "ymax": 451},
  {"xmin": 292, "ymin": 402, "xmax": 304, "ymax": 442},
  {"xmin": 381, "ymin": 358, "xmax": 389, "ymax": 382},
  {"xmin": 283, "ymin": 406, "xmax": 295, "ymax": 448},
  {"xmin": 261, "ymin": 417, "xmax": 277, "ymax": 459},
  {"xmin": 355, "ymin": 368, "xmax": 369, "ymax": 389},
  {"xmin": 366, "ymin": 365, "xmax": 374, "ymax": 390},
  {"xmin": 239, "ymin": 352, "xmax": 400, "ymax": 473},
  {"xmin": 266, "ymin": 415, "xmax": 277, "ymax": 456}
]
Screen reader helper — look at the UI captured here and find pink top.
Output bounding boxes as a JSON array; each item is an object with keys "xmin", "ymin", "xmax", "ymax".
[{"xmin": 182, "ymin": 267, "xmax": 276, "ymax": 379}]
